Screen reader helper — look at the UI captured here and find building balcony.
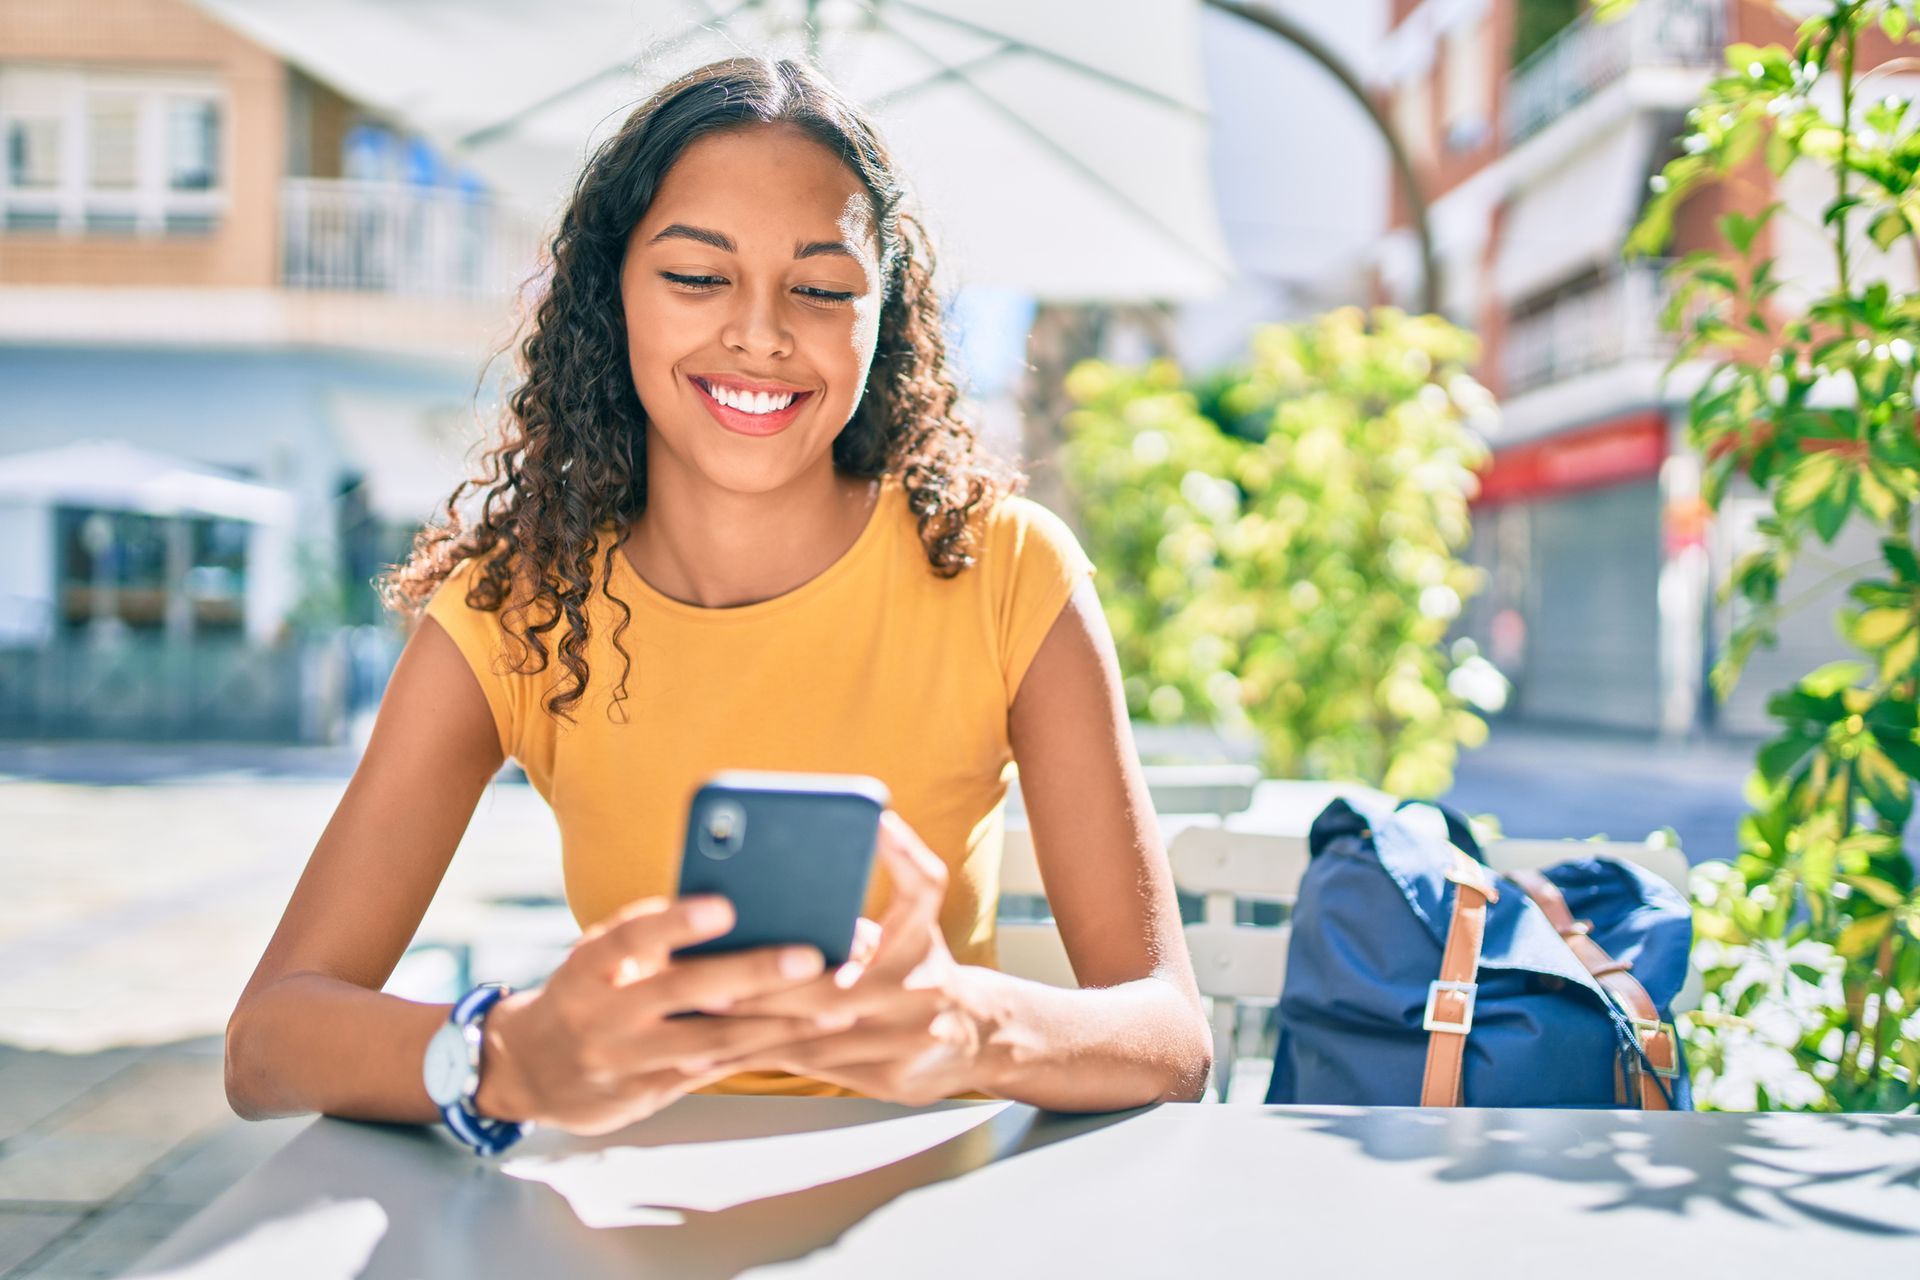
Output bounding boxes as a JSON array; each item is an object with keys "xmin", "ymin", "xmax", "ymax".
[
  {"xmin": 1503, "ymin": 0, "xmax": 1725, "ymax": 148},
  {"xmin": 279, "ymin": 178, "xmax": 545, "ymax": 303},
  {"xmin": 1501, "ymin": 262, "xmax": 1677, "ymax": 396}
]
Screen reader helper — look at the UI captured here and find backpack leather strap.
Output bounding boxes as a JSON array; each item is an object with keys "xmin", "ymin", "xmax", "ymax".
[
  {"xmin": 1508, "ymin": 868, "xmax": 1677, "ymax": 1110},
  {"xmin": 1419, "ymin": 850, "xmax": 1499, "ymax": 1107}
]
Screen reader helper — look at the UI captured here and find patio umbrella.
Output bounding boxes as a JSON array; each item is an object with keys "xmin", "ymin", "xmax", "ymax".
[{"xmin": 192, "ymin": 0, "xmax": 1232, "ymax": 301}]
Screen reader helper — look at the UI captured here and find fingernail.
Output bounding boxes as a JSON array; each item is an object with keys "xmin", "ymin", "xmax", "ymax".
[
  {"xmin": 781, "ymin": 948, "xmax": 823, "ymax": 978},
  {"xmin": 691, "ymin": 899, "xmax": 732, "ymax": 931},
  {"xmin": 815, "ymin": 1012, "xmax": 855, "ymax": 1031}
]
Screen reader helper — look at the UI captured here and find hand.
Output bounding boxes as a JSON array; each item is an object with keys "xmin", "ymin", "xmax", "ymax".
[
  {"xmin": 473, "ymin": 895, "xmax": 842, "ymax": 1135},
  {"xmin": 715, "ymin": 811, "xmax": 989, "ymax": 1106}
]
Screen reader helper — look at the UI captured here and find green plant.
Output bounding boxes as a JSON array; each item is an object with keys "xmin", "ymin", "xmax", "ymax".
[
  {"xmin": 1061, "ymin": 307, "xmax": 1500, "ymax": 796},
  {"xmin": 1628, "ymin": 1, "xmax": 1920, "ymax": 1111}
]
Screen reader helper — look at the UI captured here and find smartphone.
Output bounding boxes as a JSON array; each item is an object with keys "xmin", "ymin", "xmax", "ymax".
[{"xmin": 671, "ymin": 770, "xmax": 889, "ymax": 969}]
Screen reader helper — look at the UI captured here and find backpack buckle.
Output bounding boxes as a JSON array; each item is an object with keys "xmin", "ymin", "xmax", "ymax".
[
  {"xmin": 1423, "ymin": 980, "xmax": 1477, "ymax": 1034},
  {"xmin": 1631, "ymin": 1017, "xmax": 1682, "ymax": 1078}
]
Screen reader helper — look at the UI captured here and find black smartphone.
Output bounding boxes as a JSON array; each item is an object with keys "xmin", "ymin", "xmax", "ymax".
[{"xmin": 671, "ymin": 770, "xmax": 889, "ymax": 969}]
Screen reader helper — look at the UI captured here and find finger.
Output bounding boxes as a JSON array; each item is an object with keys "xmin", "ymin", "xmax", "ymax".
[
  {"xmin": 628, "ymin": 1012, "xmax": 835, "ymax": 1073},
  {"xmin": 572, "ymin": 895, "xmax": 735, "ymax": 984},
  {"xmin": 880, "ymin": 812, "xmax": 949, "ymax": 896},
  {"xmin": 849, "ymin": 916, "xmax": 882, "ymax": 965},
  {"xmin": 629, "ymin": 944, "xmax": 825, "ymax": 1016},
  {"xmin": 765, "ymin": 1024, "xmax": 922, "ymax": 1072},
  {"xmin": 711, "ymin": 975, "xmax": 860, "ymax": 1024}
]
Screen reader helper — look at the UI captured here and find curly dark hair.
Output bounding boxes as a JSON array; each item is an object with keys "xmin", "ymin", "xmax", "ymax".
[{"xmin": 381, "ymin": 56, "xmax": 1021, "ymax": 727}]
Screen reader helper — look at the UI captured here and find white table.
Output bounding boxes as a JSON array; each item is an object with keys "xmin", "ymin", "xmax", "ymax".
[{"xmin": 129, "ymin": 1096, "xmax": 1920, "ymax": 1279}]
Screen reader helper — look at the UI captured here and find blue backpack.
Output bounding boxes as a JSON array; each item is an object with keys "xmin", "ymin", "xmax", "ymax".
[{"xmin": 1266, "ymin": 794, "xmax": 1693, "ymax": 1110}]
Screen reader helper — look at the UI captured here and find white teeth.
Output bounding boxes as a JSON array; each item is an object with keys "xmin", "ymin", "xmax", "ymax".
[{"xmin": 705, "ymin": 382, "xmax": 795, "ymax": 414}]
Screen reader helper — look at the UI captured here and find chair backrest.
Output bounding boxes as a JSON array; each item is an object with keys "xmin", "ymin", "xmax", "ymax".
[
  {"xmin": 1004, "ymin": 763, "xmax": 1261, "ymax": 822},
  {"xmin": 992, "ymin": 765, "xmax": 1261, "ymax": 990}
]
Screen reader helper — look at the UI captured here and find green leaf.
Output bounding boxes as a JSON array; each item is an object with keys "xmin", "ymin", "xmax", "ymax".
[
  {"xmin": 1811, "ymin": 471, "xmax": 1857, "ymax": 542},
  {"xmin": 1800, "ymin": 661, "xmax": 1869, "ymax": 698},
  {"xmin": 1841, "ymin": 874, "xmax": 1909, "ymax": 908},
  {"xmin": 1779, "ymin": 450, "xmax": 1844, "ymax": 515},
  {"xmin": 1837, "ymin": 911, "xmax": 1895, "ymax": 959},
  {"xmin": 1849, "ymin": 606, "xmax": 1911, "ymax": 649},
  {"xmin": 1757, "ymin": 732, "xmax": 1819, "ymax": 784},
  {"xmin": 1883, "ymin": 6, "xmax": 1910, "ymax": 42},
  {"xmin": 1854, "ymin": 744, "xmax": 1914, "ymax": 825},
  {"xmin": 1869, "ymin": 208, "xmax": 1910, "ymax": 252},
  {"xmin": 1886, "ymin": 539, "xmax": 1919, "ymax": 582},
  {"xmin": 1719, "ymin": 203, "xmax": 1781, "ymax": 255}
]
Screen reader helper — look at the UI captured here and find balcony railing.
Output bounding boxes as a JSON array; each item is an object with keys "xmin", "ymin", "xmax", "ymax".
[
  {"xmin": 280, "ymin": 178, "xmax": 545, "ymax": 302},
  {"xmin": 1503, "ymin": 0, "xmax": 1725, "ymax": 147},
  {"xmin": 1502, "ymin": 262, "xmax": 1677, "ymax": 394}
]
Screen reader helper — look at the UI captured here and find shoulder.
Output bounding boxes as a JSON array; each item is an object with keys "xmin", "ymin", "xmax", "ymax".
[{"xmin": 975, "ymin": 492, "xmax": 1094, "ymax": 586}]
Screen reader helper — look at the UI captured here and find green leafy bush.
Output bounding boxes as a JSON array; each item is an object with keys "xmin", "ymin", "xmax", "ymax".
[
  {"xmin": 1061, "ymin": 306, "xmax": 1499, "ymax": 796},
  {"xmin": 1629, "ymin": 2, "xmax": 1920, "ymax": 1111}
]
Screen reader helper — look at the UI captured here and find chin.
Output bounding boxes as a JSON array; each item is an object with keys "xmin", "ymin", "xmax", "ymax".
[{"xmin": 685, "ymin": 441, "xmax": 820, "ymax": 497}]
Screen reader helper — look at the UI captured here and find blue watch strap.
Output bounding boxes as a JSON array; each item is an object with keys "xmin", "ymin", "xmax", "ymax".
[{"xmin": 439, "ymin": 983, "xmax": 528, "ymax": 1157}]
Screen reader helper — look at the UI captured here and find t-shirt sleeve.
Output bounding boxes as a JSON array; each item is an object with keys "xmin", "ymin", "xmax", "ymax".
[
  {"xmin": 989, "ymin": 496, "xmax": 1098, "ymax": 706},
  {"xmin": 422, "ymin": 556, "xmax": 520, "ymax": 761}
]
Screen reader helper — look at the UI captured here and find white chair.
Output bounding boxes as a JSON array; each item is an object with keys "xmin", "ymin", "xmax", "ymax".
[
  {"xmin": 1172, "ymin": 827, "xmax": 1698, "ymax": 1101},
  {"xmin": 994, "ymin": 763, "xmax": 1262, "ymax": 990}
]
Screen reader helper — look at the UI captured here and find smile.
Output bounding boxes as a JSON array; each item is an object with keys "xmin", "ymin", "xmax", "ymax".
[{"xmin": 690, "ymin": 375, "xmax": 814, "ymax": 437}]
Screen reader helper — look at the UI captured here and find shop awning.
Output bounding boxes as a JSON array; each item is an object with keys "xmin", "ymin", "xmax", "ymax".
[{"xmin": 0, "ymin": 440, "xmax": 294, "ymax": 525}]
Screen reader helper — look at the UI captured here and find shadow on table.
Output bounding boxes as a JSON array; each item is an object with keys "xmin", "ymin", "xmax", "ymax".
[
  {"xmin": 1262, "ymin": 1107, "xmax": 1920, "ymax": 1237},
  {"xmin": 128, "ymin": 1098, "xmax": 1148, "ymax": 1279}
]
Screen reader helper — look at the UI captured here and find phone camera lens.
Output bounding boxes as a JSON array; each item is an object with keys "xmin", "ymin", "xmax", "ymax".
[{"xmin": 698, "ymin": 800, "xmax": 747, "ymax": 860}]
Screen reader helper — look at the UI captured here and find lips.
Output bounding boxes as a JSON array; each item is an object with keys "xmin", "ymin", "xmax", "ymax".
[{"xmin": 689, "ymin": 374, "xmax": 814, "ymax": 438}]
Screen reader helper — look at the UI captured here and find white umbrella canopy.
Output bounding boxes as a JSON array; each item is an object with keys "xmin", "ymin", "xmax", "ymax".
[{"xmin": 192, "ymin": 0, "xmax": 1233, "ymax": 301}]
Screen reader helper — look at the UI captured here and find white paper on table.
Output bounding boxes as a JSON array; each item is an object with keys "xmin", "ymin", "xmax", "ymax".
[{"xmin": 501, "ymin": 1102, "xmax": 1012, "ymax": 1228}]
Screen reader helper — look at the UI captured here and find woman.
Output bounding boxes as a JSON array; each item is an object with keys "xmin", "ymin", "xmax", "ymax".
[{"xmin": 222, "ymin": 57, "xmax": 1210, "ymax": 1144}]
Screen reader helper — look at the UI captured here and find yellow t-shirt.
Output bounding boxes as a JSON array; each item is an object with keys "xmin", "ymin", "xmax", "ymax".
[{"xmin": 423, "ymin": 473, "xmax": 1095, "ymax": 1096}]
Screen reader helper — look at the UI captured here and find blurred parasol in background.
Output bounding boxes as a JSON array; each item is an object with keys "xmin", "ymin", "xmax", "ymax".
[{"xmin": 190, "ymin": 0, "xmax": 1234, "ymax": 301}]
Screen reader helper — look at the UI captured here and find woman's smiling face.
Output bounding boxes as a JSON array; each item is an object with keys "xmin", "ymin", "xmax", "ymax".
[{"xmin": 620, "ymin": 122, "xmax": 884, "ymax": 495}]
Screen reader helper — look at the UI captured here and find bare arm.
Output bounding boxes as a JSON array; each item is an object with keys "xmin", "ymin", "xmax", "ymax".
[
  {"xmin": 964, "ymin": 577, "xmax": 1213, "ymax": 1107},
  {"xmin": 223, "ymin": 614, "xmax": 504, "ymax": 1123}
]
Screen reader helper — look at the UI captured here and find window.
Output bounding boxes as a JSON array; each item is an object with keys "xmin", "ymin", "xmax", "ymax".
[
  {"xmin": 87, "ymin": 92, "xmax": 137, "ymax": 188},
  {"xmin": 0, "ymin": 65, "xmax": 227, "ymax": 236},
  {"xmin": 167, "ymin": 97, "xmax": 218, "ymax": 190},
  {"xmin": 7, "ymin": 115, "xmax": 58, "ymax": 187}
]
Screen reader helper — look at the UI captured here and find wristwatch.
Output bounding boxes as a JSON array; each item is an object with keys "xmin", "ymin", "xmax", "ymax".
[{"xmin": 422, "ymin": 982, "xmax": 530, "ymax": 1156}]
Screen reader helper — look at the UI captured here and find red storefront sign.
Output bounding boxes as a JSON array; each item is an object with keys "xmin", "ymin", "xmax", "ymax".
[{"xmin": 1473, "ymin": 410, "xmax": 1668, "ymax": 507}]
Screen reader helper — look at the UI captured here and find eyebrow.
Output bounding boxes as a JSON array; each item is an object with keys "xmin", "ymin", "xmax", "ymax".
[{"xmin": 650, "ymin": 223, "xmax": 861, "ymax": 261}]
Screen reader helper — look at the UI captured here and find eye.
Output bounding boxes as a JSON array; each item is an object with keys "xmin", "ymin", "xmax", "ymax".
[
  {"xmin": 795, "ymin": 286, "xmax": 856, "ymax": 304},
  {"xmin": 660, "ymin": 271, "xmax": 726, "ymax": 291}
]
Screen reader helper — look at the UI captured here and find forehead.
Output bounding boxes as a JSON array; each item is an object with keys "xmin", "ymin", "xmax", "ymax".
[{"xmin": 637, "ymin": 123, "xmax": 877, "ymax": 249}]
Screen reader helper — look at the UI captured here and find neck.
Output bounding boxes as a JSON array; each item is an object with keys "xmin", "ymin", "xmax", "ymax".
[{"xmin": 621, "ymin": 448, "xmax": 881, "ymax": 609}]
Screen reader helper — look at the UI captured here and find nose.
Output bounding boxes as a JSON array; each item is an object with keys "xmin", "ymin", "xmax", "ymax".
[{"xmin": 719, "ymin": 279, "xmax": 793, "ymax": 362}]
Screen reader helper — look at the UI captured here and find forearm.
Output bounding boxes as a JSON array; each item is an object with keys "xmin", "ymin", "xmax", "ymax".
[
  {"xmin": 225, "ymin": 971, "xmax": 450, "ymax": 1125},
  {"xmin": 954, "ymin": 965, "xmax": 1211, "ymax": 1111}
]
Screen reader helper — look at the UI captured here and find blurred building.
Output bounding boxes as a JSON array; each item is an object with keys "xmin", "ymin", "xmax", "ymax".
[
  {"xmin": 1375, "ymin": 0, "xmax": 1904, "ymax": 736},
  {"xmin": 0, "ymin": 0, "xmax": 541, "ymax": 738}
]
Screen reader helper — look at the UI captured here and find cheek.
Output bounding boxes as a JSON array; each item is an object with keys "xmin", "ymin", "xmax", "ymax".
[{"xmin": 847, "ymin": 294, "xmax": 884, "ymax": 392}]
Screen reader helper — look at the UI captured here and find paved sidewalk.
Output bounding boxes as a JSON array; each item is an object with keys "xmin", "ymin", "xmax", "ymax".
[{"xmin": 0, "ymin": 770, "xmax": 565, "ymax": 1278}]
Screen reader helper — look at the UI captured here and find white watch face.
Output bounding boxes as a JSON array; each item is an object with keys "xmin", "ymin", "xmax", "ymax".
[{"xmin": 423, "ymin": 1020, "xmax": 473, "ymax": 1107}]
